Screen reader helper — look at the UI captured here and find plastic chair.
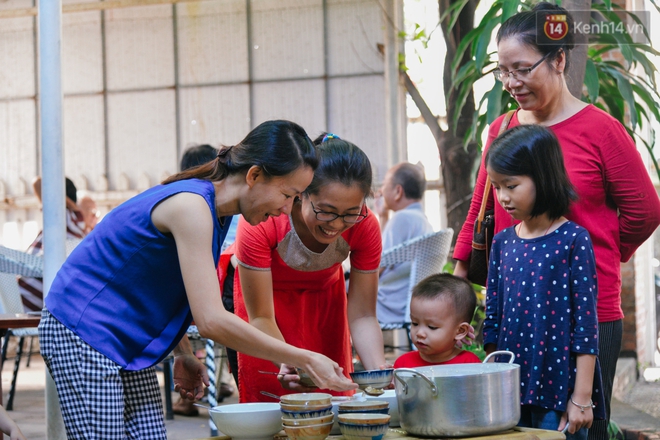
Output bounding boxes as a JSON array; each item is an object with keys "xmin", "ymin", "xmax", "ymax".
[
  {"xmin": 378, "ymin": 228, "xmax": 454, "ymax": 351},
  {"xmin": 0, "ymin": 273, "xmax": 39, "ymax": 410},
  {"xmin": 0, "ymin": 239, "xmax": 82, "ymax": 410}
]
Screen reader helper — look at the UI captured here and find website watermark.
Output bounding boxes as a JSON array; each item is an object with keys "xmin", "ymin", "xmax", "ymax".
[{"xmin": 536, "ymin": 10, "xmax": 651, "ymax": 46}]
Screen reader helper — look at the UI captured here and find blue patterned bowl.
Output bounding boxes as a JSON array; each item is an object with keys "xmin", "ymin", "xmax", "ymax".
[
  {"xmin": 281, "ymin": 406, "xmax": 333, "ymax": 420},
  {"xmin": 338, "ymin": 421, "xmax": 390, "ymax": 440},
  {"xmin": 349, "ymin": 369, "xmax": 394, "ymax": 390}
]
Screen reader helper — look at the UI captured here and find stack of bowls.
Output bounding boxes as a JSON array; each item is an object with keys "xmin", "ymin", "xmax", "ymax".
[
  {"xmin": 338, "ymin": 413, "xmax": 391, "ymax": 440},
  {"xmin": 280, "ymin": 393, "xmax": 334, "ymax": 440}
]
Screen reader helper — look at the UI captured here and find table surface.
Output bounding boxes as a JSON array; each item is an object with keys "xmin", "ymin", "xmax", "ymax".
[
  {"xmin": 190, "ymin": 427, "xmax": 565, "ymax": 440},
  {"xmin": 0, "ymin": 313, "xmax": 41, "ymax": 329}
]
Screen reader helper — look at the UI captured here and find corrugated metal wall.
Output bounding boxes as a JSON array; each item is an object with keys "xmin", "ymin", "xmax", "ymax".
[{"xmin": 0, "ymin": 0, "xmax": 404, "ymax": 247}]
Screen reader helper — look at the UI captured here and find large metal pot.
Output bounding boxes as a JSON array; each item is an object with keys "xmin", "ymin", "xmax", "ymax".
[{"xmin": 394, "ymin": 351, "xmax": 520, "ymax": 437}]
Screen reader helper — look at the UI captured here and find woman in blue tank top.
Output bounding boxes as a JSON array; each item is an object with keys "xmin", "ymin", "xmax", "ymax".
[{"xmin": 39, "ymin": 120, "xmax": 358, "ymax": 440}]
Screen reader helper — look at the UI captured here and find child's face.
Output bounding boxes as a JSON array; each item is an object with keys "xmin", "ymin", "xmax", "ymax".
[
  {"xmin": 487, "ymin": 166, "xmax": 536, "ymax": 221},
  {"xmin": 410, "ymin": 296, "xmax": 466, "ymax": 363}
]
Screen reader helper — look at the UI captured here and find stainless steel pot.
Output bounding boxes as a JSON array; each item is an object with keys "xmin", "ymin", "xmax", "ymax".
[{"xmin": 394, "ymin": 351, "xmax": 520, "ymax": 437}]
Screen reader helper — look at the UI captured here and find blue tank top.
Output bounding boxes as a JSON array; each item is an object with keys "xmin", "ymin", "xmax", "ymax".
[{"xmin": 46, "ymin": 179, "xmax": 231, "ymax": 370}]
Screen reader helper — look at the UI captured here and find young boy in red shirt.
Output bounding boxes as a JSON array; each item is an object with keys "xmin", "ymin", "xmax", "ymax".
[{"xmin": 394, "ymin": 274, "xmax": 480, "ymax": 368}]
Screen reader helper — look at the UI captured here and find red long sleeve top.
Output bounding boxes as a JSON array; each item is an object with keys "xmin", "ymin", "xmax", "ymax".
[{"xmin": 454, "ymin": 105, "xmax": 660, "ymax": 322}]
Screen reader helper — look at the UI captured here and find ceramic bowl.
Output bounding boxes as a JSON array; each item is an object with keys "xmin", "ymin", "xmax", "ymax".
[
  {"xmin": 294, "ymin": 368, "xmax": 318, "ymax": 388},
  {"xmin": 281, "ymin": 414, "xmax": 334, "ymax": 427},
  {"xmin": 281, "ymin": 402, "xmax": 334, "ymax": 412},
  {"xmin": 338, "ymin": 400, "xmax": 389, "ymax": 411},
  {"xmin": 281, "ymin": 406, "xmax": 333, "ymax": 420},
  {"xmin": 209, "ymin": 403, "xmax": 282, "ymax": 440},
  {"xmin": 337, "ymin": 413, "xmax": 391, "ymax": 426},
  {"xmin": 280, "ymin": 392, "xmax": 333, "ymax": 406},
  {"xmin": 282, "ymin": 421, "xmax": 334, "ymax": 440},
  {"xmin": 359, "ymin": 389, "xmax": 400, "ymax": 427},
  {"xmin": 338, "ymin": 420, "xmax": 390, "ymax": 440},
  {"xmin": 338, "ymin": 408, "xmax": 389, "ymax": 416},
  {"xmin": 349, "ymin": 369, "xmax": 394, "ymax": 390}
]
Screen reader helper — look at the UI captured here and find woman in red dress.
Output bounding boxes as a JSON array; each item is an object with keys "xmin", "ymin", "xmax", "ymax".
[{"xmin": 225, "ymin": 134, "xmax": 386, "ymax": 402}]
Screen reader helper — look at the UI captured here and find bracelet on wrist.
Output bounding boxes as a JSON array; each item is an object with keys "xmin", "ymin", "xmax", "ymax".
[{"xmin": 570, "ymin": 397, "xmax": 595, "ymax": 413}]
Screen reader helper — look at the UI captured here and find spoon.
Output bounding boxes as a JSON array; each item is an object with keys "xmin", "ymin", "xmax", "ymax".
[
  {"xmin": 363, "ymin": 386, "xmax": 385, "ymax": 396},
  {"xmin": 192, "ymin": 403, "xmax": 212, "ymax": 410},
  {"xmin": 260, "ymin": 391, "xmax": 281, "ymax": 401}
]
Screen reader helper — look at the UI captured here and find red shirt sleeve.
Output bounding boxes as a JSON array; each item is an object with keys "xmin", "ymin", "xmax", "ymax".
[
  {"xmin": 346, "ymin": 208, "xmax": 382, "ymax": 272},
  {"xmin": 234, "ymin": 216, "xmax": 280, "ymax": 269},
  {"xmin": 595, "ymin": 118, "xmax": 660, "ymax": 262}
]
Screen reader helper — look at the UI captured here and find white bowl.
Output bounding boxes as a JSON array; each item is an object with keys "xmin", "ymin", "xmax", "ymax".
[{"xmin": 210, "ymin": 403, "xmax": 282, "ymax": 440}]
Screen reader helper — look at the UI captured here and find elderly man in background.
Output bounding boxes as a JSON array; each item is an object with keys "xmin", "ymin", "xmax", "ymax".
[{"xmin": 375, "ymin": 162, "xmax": 433, "ymax": 326}]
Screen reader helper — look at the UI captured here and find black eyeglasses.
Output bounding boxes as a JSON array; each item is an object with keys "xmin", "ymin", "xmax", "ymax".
[
  {"xmin": 493, "ymin": 52, "xmax": 550, "ymax": 82},
  {"xmin": 309, "ymin": 200, "xmax": 367, "ymax": 224}
]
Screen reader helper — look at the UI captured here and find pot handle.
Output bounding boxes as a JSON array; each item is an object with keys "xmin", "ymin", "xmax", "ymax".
[
  {"xmin": 393, "ymin": 368, "xmax": 438, "ymax": 396},
  {"xmin": 483, "ymin": 350, "xmax": 515, "ymax": 364}
]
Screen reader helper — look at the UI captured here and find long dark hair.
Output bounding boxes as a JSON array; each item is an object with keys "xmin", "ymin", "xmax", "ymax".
[
  {"xmin": 163, "ymin": 120, "xmax": 318, "ymax": 184},
  {"xmin": 304, "ymin": 133, "xmax": 372, "ymax": 198},
  {"xmin": 486, "ymin": 124, "xmax": 577, "ymax": 220},
  {"xmin": 497, "ymin": 2, "xmax": 575, "ymax": 72}
]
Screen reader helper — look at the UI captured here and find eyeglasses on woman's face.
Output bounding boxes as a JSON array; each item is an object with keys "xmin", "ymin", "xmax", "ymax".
[
  {"xmin": 493, "ymin": 52, "xmax": 550, "ymax": 82},
  {"xmin": 309, "ymin": 200, "xmax": 367, "ymax": 224}
]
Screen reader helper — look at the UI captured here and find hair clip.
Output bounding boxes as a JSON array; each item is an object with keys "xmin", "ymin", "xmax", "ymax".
[{"xmin": 322, "ymin": 133, "xmax": 340, "ymax": 143}]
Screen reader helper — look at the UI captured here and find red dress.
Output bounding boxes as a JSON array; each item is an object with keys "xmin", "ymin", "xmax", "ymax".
[{"xmin": 228, "ymin": 210, "xmax": 381, "ymax": 403}]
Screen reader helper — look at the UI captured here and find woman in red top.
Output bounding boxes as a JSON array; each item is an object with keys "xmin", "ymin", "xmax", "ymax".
[
  {"xmin": 453, "ymin": 4, "xmax": 660, "ymax": 439},
  {"xmin": 225, "ymin": 134, "xmax": 386, "ymax": 402}
]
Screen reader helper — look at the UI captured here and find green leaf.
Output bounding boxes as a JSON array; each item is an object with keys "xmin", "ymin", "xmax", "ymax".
[
  {"xmin": 486, "ymin": 82, "xmax": 503, "ymax": 124},
  {"xmin": 584, "ymin": 59, "xmax": 599, "ymax": 103},
  {"xmin": 441, "ymin": 0, "xmax": 470, "ymax": 35},
  {"xmin": 501, "ymin": 0, "xmax": 522, "ymax": 19},
  {"xmin": 474, "ymin": 20, "xmax": 498, "ymax": 72},
  {"xmin": 453, "ymin": 60, "xmax": 477, "ymax": 85},
  {"xmin": 609, "ymin": 68, "xmax": 638, "ymax": 129},
  {"xmin": 451, "ymin": 26, "xmax": 482, "ymax": 75}
]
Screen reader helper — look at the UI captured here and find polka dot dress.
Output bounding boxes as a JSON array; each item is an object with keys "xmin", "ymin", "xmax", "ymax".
[{"xmin": 483, "ymin": 221, "xmax": 605, "ymax": 418}]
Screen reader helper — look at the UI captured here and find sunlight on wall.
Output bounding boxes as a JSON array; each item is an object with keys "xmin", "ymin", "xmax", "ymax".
[
  {"xmin": 2, "ymin": 222, "xmax": 20, "ymax": 250},
  {"xmin": 22, "ymin": 221, "xmax": 38, "ymax": 250}
]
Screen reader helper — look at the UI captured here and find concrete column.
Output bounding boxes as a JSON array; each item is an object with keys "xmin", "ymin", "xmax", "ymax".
[
  {"xmin": 38, "ymin": 0, "xmax": 67, "ymax": 438},
  {"xmin": 383, "ymin": 0, "xmax": 406, "ymax": 169}
]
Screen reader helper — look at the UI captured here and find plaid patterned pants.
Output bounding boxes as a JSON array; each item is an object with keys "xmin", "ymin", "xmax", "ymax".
[{"xmin": 39, "ymin": 309, "xmax": 167, "ymax": 439}]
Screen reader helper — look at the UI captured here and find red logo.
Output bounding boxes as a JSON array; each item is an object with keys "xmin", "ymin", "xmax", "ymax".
[{"xmin": 544, "ymin": 14, "xmax": 568, "ymax": 41}]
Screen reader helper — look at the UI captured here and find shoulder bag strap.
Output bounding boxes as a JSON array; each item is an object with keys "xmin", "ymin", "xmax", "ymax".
[{"xmin": 475, "ymin": 110, "xmax": 515, "ymax": 233}]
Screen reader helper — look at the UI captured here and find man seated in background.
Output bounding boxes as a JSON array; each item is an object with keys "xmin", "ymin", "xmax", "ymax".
[
  {"xmin": 375, "ymin": 162, "xmax": 433, "ymax": 326},
  {"xmin": 18, "ymin": 177, "xmax": 88, "ymax": 312}
]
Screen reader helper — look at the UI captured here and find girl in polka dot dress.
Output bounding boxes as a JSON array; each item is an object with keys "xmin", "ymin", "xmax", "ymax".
[{"xmin": 482, "ymin": 125, "xmax": 605, "ymax": 439}]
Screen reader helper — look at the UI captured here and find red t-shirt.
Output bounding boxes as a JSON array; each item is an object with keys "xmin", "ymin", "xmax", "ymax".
[
  {"xmin": 454, "ymin": 105, "xmax": 660, "ymax": 322},
  {"xmin": 393, "ymin": 350, "xmax": 481, "ymax": 368}
]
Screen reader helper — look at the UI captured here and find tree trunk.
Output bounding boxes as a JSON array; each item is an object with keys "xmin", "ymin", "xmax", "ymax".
[
  {"xmin": 563, "ymin": 0, "xmax": 592, "ymax": 98},
  {"xmin": 438, "ymin": 0, "xmax": 479, "ymax": 240}
]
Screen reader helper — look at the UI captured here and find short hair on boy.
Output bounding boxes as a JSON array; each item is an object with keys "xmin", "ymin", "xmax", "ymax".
[
  {"xmin": 411, "ymin": 273, "xmax": 476, "ymax": 323},
  {"xmin": 485, "ymin": 124, "xmax": 577, "ymax": 220},
  {"xmin": 391, "ymin": 162, "xmax": 426, "ymax": 200}
]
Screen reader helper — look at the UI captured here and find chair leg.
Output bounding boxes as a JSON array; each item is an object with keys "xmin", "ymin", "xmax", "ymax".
[
  {"xmin": 6, "ymin": 336, "xmax": 25, "ymax": 411},
  {"xmin": 26, "ymin": 336, "xmax": 35, "ymax": 367},
  {"xmin": 1, "ymin": 333, "xmax": 10, "ymax": 366}
]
